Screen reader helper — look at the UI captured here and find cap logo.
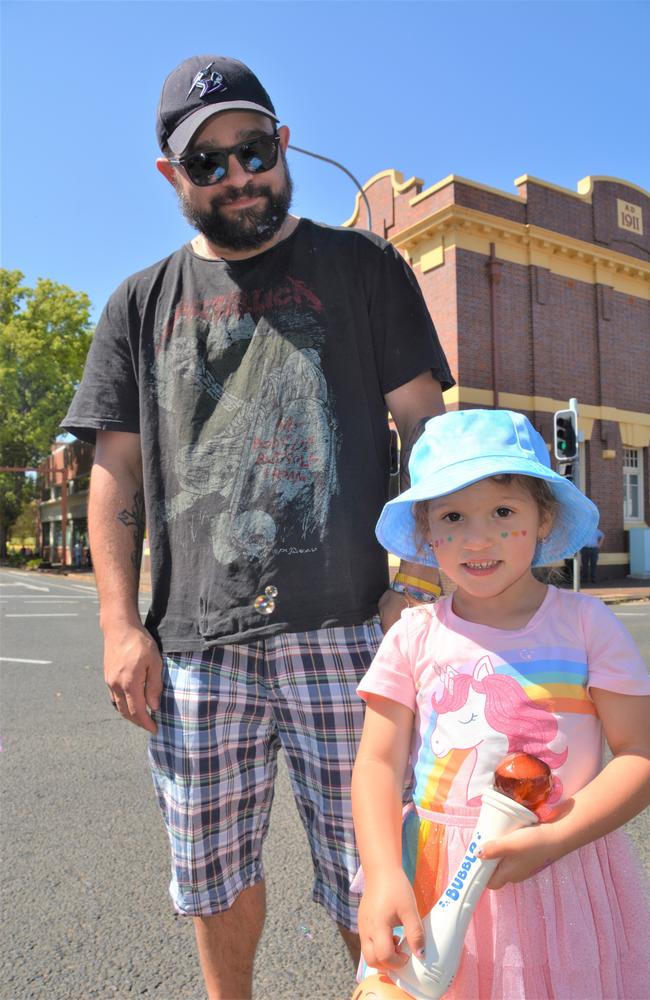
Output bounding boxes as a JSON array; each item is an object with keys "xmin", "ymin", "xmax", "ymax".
[{"xmin": 187, "ymin": 61, "xmax": 227, "ymax": 100}]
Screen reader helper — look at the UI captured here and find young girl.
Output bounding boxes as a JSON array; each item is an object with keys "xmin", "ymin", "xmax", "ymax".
[{"xmin": 352, "ymin": 408, "xmax": 650, "ymax": 999}]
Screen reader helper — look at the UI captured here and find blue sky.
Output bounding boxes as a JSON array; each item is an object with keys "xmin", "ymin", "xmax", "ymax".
[{"xmin": 2, "ymin": 0, "xmax": 649, "ymax": 321}]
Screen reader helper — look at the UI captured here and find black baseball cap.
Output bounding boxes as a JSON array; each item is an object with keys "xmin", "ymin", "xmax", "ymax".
[{"xmin": 156, "ymin": 55, "xmax": 279, "ymax": 155}]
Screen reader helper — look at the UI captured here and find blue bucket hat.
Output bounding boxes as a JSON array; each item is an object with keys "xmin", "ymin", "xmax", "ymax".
[{"xmin": 376, "ymin": 409, "xmax": 599, "ymax": 567}]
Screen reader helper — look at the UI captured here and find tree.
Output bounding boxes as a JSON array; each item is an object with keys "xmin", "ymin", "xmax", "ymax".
[
  {"xmin": 10, "ymin": 500, "xmax": 39, "ymax": 546},
  {"xmin": 0, "ymin": 269, "xmax": 93, "ymax": 556}
]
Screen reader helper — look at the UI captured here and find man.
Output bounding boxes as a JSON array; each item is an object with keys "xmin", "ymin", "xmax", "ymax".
[
  {"xmin": 62, "ymin": 55, "xmax": 453, "ymax": 999},
  {"xmin": 581, "ymin": 523, "xmax": 605, "ymax": 584}
]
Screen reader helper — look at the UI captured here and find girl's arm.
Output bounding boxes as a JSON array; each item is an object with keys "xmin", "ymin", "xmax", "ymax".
[
  {"xmin": 352, "ymin": 694, "xmax": 426, "ymax": 971},
  {"xmin": 482, "ymin": 690, "xmax": 650, "ymax": 889}
]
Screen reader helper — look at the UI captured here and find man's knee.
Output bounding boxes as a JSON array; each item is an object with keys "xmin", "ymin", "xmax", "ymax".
[{"xmin": 194, "ymin": 880, "xmax": 267, "ymax": 936}]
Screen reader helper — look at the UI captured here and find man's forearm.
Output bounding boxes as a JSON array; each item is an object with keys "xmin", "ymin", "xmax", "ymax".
[
  {"xmin": 88, "ymin": 460, "xmax": 145, "ymax": 630},
  {"xmin": 382, "ymin": 375, "xmax": 446, "ymax": 609},
  {"xmin": 397, "ymin": 415, "xmax": 441, "ymax": 587},
  {"xmin": 395, "ymin": 560, "xmax": 441, "ymax": 592}
]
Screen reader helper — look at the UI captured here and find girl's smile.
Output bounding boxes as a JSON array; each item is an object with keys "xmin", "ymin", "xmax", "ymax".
[{"xmin": 462, "ymin": 559, "xmax": 502, "ymax": 575}]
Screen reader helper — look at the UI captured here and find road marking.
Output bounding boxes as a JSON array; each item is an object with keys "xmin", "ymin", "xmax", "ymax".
[
  {"xmin": 0, "ymin": 581, "xmax": 50, "ymax": 592},
  {"xmin": 5, "ymin": 613, "xmax": 79, "ymax": 618},
  {"xmin": 1, "ymin": 596, "xmax": 97, "ymax": 601},
  {"xmin": 0, "ymin": 656, "xmax": 52, "ymax": 664},
  {"xmin": 614, "ymin": 612, "xmax": 645, "ymax": 616}
]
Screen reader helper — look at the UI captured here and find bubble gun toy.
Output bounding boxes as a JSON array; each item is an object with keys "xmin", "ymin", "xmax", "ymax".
[{"xmin": 351, "ymin": 752, "xmax": 553, "ymax": 1000}]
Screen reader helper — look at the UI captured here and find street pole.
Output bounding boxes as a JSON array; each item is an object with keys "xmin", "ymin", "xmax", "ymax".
[
  {"xmin": 60, "ymin": 464, "xmax": 68, "ymax": 568},
  {"xmin": 569, "ymin": 397, "xmax": 581, "ymax": 593},
  {"xmin": 288, "ymin": 145, "xmax": 373, "ymax": 231}
]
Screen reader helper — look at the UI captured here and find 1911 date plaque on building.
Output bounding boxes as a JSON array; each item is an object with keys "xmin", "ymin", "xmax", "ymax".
[{"xmin": 617, "ymin": 198, "xmax": 644, "ymax": 236}]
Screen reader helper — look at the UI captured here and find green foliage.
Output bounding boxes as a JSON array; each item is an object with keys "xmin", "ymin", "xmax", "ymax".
[
  {"xmin": 0, "ymin": 269, "xmax": 93, "ymax": 463},
  {"xmin": 8, "ymin": 499, "xmax": 38, "ymax": 545},
  {"xmin": 0, "ymin": 269, "xmax": 94, "ymax": 551},
  {"xmin": 0, "ymin": 465, "xmax": 36, "ymax": 559},
  {"xmin": 5, "ymin": 549, "xmax": 30, "ymax": 566}
]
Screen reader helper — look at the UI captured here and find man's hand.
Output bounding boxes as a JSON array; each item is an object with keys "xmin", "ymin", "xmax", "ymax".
[
  {"xmin": 378, "ymin": 587, "xmax": 407, "ymax": 633},
  {"xmin": 104, "ymin": 624, "xmax": 163, "ymax": 733},
  {"xmin": 358, "ymin": 869, "xmax": 425, "ymax": 971}
]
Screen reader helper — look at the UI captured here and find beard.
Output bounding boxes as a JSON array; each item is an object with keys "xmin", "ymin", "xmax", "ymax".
[{"xmin": 178, "ymin": 158, "xmax": 294, "ymax": 252}]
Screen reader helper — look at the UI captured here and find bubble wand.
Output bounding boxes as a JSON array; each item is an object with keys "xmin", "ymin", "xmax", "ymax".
[{"xmin": 352, "ymin": 753, "xmax": 553, "ymax": 1000}]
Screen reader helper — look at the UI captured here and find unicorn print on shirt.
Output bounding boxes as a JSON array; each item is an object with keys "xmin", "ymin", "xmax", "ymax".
[{"xmin": 430, "ymin": 655, "xmax": 568, "ymax": 805}]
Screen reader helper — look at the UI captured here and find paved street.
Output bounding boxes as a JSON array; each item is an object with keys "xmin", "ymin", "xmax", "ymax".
[
  {"xmin": 1, "ymin": 567, "xmax": 649, "ymax": 999},
  {"xmin": 0, "ymin": 569, "xmax": 355, "ymax": 1000}
]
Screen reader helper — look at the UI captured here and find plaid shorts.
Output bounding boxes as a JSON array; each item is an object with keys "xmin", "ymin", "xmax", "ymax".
[{"xmin": 148, "ymin": 618, "xmax": 383, "ymax": 927}]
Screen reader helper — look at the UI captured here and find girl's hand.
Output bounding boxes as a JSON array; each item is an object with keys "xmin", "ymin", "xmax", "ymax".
[
  {"xmin": 358, "ymin": 869, "xmax": 425, "ymax": 971},
  {"xmin": 480, "ymin": 822, "xmax": 561, "ymax": 890}
]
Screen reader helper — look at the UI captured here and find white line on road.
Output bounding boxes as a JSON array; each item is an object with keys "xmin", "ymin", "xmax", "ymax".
[
  {"xmin": 0, "ymin": 656, "xmax": 52, "ymax": 664},
  {"xmin": 5, "ymin": 613, "xmax": 79, "ymax": 618},
  {"xmin": 0, "ymin": 581, "xmax": 50, "ymax": 592},
  {"xmin": 0, "ymin": 596, "xmax": 97, "ymax": 601},
  {"xmin": 614, "ymin": 612, "xmax": 645, "ymax": 616}
]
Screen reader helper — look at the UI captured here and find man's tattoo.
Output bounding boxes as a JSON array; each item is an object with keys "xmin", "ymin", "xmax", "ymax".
[
  {"xmin": 117, "ymin": 489, "xmax": 145, "ymax": 572},
  {"xmin": 400, "ymin": 416, "xmax": 434, "ymax": 491}
]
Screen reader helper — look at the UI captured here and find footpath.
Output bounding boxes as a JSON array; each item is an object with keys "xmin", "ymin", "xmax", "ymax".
[
  {"xmin": 576, "ymin": 578, "xmax": 650, "ymax": 605},
  {"xmin": 11, "ymin": 565, "xmax": 650, "ymax": 606}
]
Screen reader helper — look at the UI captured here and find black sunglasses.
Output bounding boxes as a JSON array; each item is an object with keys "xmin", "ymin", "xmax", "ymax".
[{"xmin": 168, "ymin": 134, "xmax": 281, "ymax": 187}]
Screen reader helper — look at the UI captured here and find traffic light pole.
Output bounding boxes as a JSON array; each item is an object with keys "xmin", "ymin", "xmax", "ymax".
[
  {"xmin": 553, "ymin": 398, "xmax": 584, "ymax": 591},
  {"xmin": 569, "ymin": 397, "xmax": 581, "ymax": 593}
]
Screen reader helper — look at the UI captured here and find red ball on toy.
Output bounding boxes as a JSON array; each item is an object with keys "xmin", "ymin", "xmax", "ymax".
[{"xmin": 494, "ymin": 751, "xmax": 552, "ymax": 812}]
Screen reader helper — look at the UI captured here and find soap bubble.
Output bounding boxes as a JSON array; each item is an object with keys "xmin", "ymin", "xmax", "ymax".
[
  {"xmin": 264, "ymin": 585, "xmax": 278, "ymax": 598},
  {"xmin": 254, "ymin": 594, "xmax": 275, "ymax": 615}
]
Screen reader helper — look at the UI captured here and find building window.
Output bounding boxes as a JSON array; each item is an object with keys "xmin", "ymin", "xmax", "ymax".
[{"xmin": 623, "ymin": 447, "xmax": 644, "ymax": 522}]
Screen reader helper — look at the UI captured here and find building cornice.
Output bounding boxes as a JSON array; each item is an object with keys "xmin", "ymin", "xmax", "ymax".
[
  {"xmin": 343, "ymin": 170, "xmax": 650, "ymax": 227},
  {"xmin": 390, "ymin": 203, "xmax": 650, "ymax": 299},
  {"xmin": 515, "ymin": 173, "xmax": 650, "ymax": 203},
  {"xmin": 443, "ymin": 387, "xmax": 650, "ymax": 446},
  {"xmin": 342, "ymin": 169, "xmax": 424, "ymax": 227},
  {"xmin": 411, "ymin": 173, "xmax": 524, "ymax": 206}
]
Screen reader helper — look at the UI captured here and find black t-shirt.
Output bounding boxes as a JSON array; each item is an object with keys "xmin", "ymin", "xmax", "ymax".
[{"xmin": 62, "ymin": 220, "xmax": 453, "ymax": 650}]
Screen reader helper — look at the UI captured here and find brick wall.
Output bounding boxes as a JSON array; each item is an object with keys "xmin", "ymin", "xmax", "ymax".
[
  {"xmin": 352, "ymin": 170, "xmax": 649, "ymax": 577},
  {"xmin": 415, "ymin": 246, "xmax": 459, "ymax": 384}
]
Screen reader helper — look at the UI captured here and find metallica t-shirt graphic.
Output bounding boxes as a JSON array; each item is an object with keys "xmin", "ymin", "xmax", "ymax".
[
  {"xmin": 63, "ymin": 220, "xmax": 453, "ymax": 649},
  {"xmin": 152, "ymin": 288, "xmax": 339, "ymax": 564}
]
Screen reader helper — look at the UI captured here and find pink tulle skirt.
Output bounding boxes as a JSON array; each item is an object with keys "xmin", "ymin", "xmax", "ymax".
[{"xmin": 354, "ymin": 809, "xmax": 650, "ymax": 999}]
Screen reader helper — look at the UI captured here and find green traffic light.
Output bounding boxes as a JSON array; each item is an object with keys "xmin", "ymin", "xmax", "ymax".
[{"xmin": 554, "ymin": 410, "xmax": 577, "ymax": 461}]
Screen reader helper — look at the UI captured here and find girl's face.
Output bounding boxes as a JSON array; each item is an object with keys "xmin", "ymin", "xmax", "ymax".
[{"xmin": 426, "ymin": 477, "xmax": 552, "ymax": 602}]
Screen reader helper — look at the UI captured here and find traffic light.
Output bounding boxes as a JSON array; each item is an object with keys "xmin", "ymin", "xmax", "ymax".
[
  {"xmin": 561, "ymin": 462, "xmax": 575, "ymax": 484},
  {"xmin": 553, "ymin": 409, "xmax": 578, "ymax": 461}
]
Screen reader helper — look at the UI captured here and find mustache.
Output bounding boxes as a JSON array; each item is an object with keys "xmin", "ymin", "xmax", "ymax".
[{"xmin": 209, "ymin": 180, "xmax": 272, "ymax": 206}]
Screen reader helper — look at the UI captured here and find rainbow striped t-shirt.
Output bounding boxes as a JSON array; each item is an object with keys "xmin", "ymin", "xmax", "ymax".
[{"xmin": 357, "ymin": 586, "xmax": 650, "ymax": 813}]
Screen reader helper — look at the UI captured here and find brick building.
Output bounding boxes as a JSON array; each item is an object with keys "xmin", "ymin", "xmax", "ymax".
[
  {"xmin": 38, "ymin": 439, "xmax": 93, "ymax": 566},
  {"xmin": 37, "ymin": 173, "xmax": 649, "ymax": 578},
  {"xmin": 346, "ymin": 172, "xmax": 650, "ymax": 578}
]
